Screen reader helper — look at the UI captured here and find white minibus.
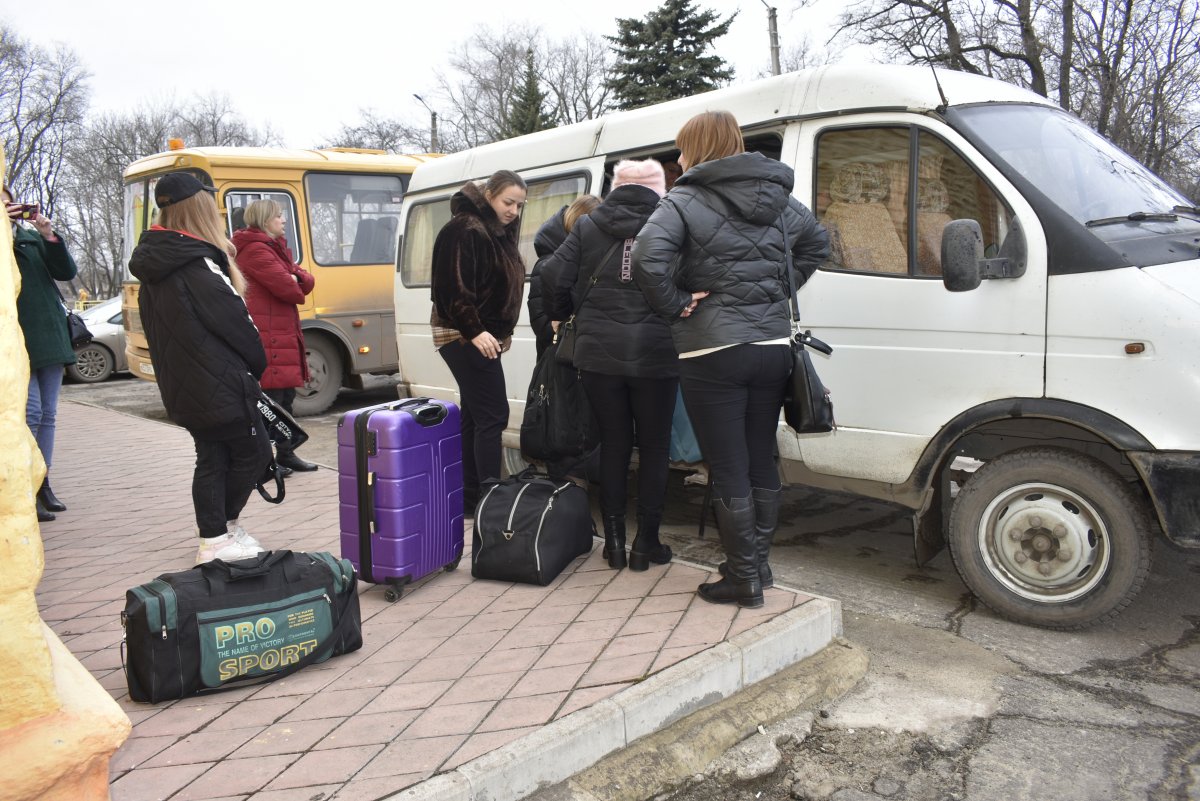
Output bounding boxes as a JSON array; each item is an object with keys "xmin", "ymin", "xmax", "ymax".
[{"xmin": 393, "ymin": 64, "xmax": 1200, "ymax": 629}]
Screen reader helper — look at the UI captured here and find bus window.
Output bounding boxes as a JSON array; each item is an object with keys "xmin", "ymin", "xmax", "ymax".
[
  {"xmin": 400, "ymin": 198, "xmax": 452, "ymax": 287},
  {"xmin": 305, "ymin": 173, "xmax": 406, "ymax": 265},
  {"xmin": 225, "ymin": 191, "xmax": 303, "ymax": 263},
  {"xmin": 517, "ymin": 175, "xmax": 588, "ymax": 271}
]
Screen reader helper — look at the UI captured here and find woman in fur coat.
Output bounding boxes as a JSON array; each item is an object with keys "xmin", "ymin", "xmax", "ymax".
[{"xmin": 430, "ymin": 170, "xmax": 528, "ymax": 510}]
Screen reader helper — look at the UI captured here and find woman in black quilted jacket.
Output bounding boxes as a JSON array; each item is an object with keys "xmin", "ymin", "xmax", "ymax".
[
  {"xmin": 545, "ymin": 160, "xmax": 677, "ymax": 571},
  {"xmin": 633, "ymin": 112, "xmax": 830, "ymax": 607},
  {"xmin": 129, "ymin": 173, "xmax": 272, "ymax": 565}
]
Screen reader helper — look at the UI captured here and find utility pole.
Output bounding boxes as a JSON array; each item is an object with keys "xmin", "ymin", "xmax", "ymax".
[
  {"xmin": 761, "ymin": 0, "xmax": 781, "ymax": 76},
  {"xmin": 413, "ymin": 94, "xmax": 439, "ymax": 153}
]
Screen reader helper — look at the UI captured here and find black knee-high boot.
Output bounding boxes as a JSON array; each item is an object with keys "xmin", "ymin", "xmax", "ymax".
[
  {"xmin": 602, "ymin": 515, "xmax": 627, "ymax": 569},
  {"xmin": 718, "ymin": 486, "xmax": 779, "ymax": 588},
  {"xmin": 628, "ymin": 513, "xmax": 672, "ymax": 571},
  {"xmin": 698, "ymin": 496, "xmax": 763, "ymax": 608}
]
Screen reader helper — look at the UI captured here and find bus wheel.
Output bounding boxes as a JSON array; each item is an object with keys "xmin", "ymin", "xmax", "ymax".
[
  {"xmin": 947, "ymin": 447, "xmax": 1151, "ymax": 630},
  {"xmin": 294, "ymin": 335, "xmax": 343, "ymax": 416}
]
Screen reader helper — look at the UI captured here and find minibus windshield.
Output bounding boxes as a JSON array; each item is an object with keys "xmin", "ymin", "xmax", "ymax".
[{"xmin": 952, "ymin": 104, "xmax": 1192, "ymax": 226}]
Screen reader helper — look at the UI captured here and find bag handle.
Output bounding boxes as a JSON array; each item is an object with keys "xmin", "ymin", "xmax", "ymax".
[{"xmin": 256, "ymin": 459, "xmax": 287, "ymax": 504}]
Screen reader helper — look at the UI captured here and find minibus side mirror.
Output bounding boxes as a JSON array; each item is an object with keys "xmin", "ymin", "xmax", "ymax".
[{"xmin": 942, "ymin": 219, "xmax": 1024, "ymax": 292}]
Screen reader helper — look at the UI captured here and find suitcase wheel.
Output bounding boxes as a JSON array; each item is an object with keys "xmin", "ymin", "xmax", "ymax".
[
  {"xmin": 383, "ymin": 586, "xmax": 403, "ymax": 603},
  {"xmin": 444, "ymin": 556, "xmax": 462, "ymax": 573}
]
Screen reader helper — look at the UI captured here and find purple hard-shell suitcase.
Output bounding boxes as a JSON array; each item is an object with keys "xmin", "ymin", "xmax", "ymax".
[{"xmin": 338, "ymin": 398, "xmax": 464, "ymax": 601}]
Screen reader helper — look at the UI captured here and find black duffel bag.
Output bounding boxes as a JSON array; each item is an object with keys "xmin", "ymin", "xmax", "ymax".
[
  {"xmin": 122, "ymin": 550, "xmax": 362, "ymax": 703},
  {"xmin": 472, "ymin": 471, "xmax": 595, "ymax": 585}
]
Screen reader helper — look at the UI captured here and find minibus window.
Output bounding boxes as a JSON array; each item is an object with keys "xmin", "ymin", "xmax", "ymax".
[
  {"xmin": 225, "ymin": 191, "xmax": 303, "ymax": 264},
  {"xmin": 815, "ymin": 126, "xmax": 1015, "ymax": 277},
  {"xmin": 305, "ymin": 173, "xmax": 406, "ymax": 266},
  {"xmin": 519, "ymin": 176, "xmax": 588, "ymax": 273},
  {"xmin": 400, "ymin": 198, "xmax": 453, "ymax": 287}
]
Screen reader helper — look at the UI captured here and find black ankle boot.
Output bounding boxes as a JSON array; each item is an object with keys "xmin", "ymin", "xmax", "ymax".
[
  {"xmin": 698, "ymin": 496, "xmax": 763, "ymax": 608},
  {"xmin": 38, "ymin": 480, "xmax": 66, "ymax": 512},
  {"xmin": 628, "ymin": 514, "xmax": 672, "ymax": 571},
  {"xmin": 602, "ymin": 515, "xmax": 627, "ymax": 569},
  {"xmin": 718, "ymin": 487, "xmax": 780, "ymax": 588},
  {"xmin": 36, "ymin": 497, "xmax": 56, "ymax": 522}
]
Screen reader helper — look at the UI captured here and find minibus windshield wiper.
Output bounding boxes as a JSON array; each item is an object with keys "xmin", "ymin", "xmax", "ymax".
[
  {"xmin": 1172, "ymin": 204, "xmax": 1200, "ymax": 217},
  {"xmin": 1086, "ymin": 210, "xmax": 1179, "ymax": 228}
]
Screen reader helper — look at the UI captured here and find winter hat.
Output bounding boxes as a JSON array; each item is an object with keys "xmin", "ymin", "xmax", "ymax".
[
  {"xmin": 611, "ymin": 159, "xmax": 666, "ymax": 197},
  {"xmin": 155, "ymin": 172, "xmax": 217, "ymax": 207}
]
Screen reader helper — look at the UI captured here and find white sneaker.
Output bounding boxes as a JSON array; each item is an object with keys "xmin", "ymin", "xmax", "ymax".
[
  {"xmin": 196, "ymin": 533, "xmax": 265, "ymax": 565},
  {"xmin": 226, "ymin": 519, "xmax": 262, "ymax": 549}
]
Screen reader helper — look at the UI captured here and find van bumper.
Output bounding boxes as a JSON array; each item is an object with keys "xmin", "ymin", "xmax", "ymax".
[{"xmin": 1128, "ymin": 451, "xmax": 1200, "ymax": 548}]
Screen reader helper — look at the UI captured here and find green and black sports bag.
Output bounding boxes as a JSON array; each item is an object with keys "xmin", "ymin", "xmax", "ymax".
[{"xmin": 122, "ymin": 550, "xmax": 362, "ymax": 703}]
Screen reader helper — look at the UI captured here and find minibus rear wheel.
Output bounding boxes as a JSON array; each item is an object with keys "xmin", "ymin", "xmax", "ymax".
[
  {"xmin": 294, "ymin": 334, "xmax": 344, "ymax": 417},
  {"xmin": 947, "ymin": 447, "xmax": 1151, "ymax": 630}
]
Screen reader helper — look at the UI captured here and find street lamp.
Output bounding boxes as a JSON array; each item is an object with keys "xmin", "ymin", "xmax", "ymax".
[
  {"xmin": 761, "ymin": 0, "xmax": 781, "ymax": 76},
  {"xmin": 413, "ymin": 94, "xmax": 439, "ymax": 153}
]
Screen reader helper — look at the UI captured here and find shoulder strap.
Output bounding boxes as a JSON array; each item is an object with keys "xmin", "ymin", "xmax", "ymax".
[
  {"xmin": 569, "ymin": 237, "xmax": 625, "ymax": 316},
  {"xmin": 782, "ymin": 220, "xmax": 800, "ymax": 325}
]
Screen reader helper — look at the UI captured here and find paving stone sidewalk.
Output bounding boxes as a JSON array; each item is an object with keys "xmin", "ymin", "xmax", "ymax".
[{"xmin": 38, "ymin": 400, "xmax": 833, "ymax": 801}]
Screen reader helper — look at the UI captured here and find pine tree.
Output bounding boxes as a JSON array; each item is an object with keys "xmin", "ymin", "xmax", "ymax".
[
  {"xmin": 502, "ymin": 49, "xmax": 557, "ymax": 139},
  {"xmin": 606, "ymin": 0, "xmax": 737, "ymax": 110}
]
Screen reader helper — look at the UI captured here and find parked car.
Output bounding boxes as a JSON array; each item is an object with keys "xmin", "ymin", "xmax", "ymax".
[{"xmin": 66, "ymin": 296, "xmax": 127, "ymax": 383}]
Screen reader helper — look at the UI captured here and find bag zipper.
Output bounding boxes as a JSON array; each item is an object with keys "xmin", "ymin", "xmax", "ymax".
[
  {"xmin": 504, "ymin": 484, "xmax": 534, "ymax": 541},
  {"xmin": 532, "ymin": 482, "xmax": 574, "ymax": 578},
  {"xmin": 195, "ymin": 587, "xmax": 332, "ymax": 628}
]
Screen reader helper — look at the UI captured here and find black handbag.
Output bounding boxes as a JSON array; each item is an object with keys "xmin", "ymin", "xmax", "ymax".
[
  {"xmin": 554, "ymin": 239, "xmax": 623, "ymax": 366},
  {"xmin": 521, "ymin": 340, "xmax": 600, "ymax": 462},
  {"xmin": 66, "ymin": 308, "xmax": 93, "ymax": 347},
  {"xmin": 121, "ymin": 550, "xmax": 362, "ymax": 703},
  {"xmin": 780, "ymin": 225, "xmax": 836, "ymax": 434},
  {"xmin": 472, "ymin": 470, "xmax": 595, "ymax": 585},
  {"xmin": 254, "ymin": 388, "xmax": 309, "ymax": 504}
]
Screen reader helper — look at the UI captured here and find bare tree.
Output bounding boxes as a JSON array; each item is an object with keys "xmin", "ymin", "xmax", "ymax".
[
  {"xmin": 173, "ymin": 92, "xmax": 279, "ymax": 147},
  {"xmin": 0, "ymin": 24, "xmax": 89, "ymax": 215},
  {"xmin": 320, "ymin": 109, "xmax": 430, "ymax": 153},
  {"xmin": 436, "ymin": 24, "xmax": 534, "ymax": 148},
  {"xmin": 819, "ymin": 0, "xmax": 1200, "ymax": 192},
  {"xmin": 542, "ymin": 32, "xmax": 615, "ymax": 123}
]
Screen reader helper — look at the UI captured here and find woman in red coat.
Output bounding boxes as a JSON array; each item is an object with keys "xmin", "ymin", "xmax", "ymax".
[{"xmin": 232, "ymin": 199, "xmax": 317, "ymax": 472}]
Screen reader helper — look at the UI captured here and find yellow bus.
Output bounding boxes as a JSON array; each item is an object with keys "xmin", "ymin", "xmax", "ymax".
[{"xmin": 121, "ymin": 145, "xmax": 440, "ymax": 415}]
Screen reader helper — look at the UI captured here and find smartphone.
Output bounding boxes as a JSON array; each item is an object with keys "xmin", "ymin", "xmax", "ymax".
[{"xmin": 10, "ymin": 203, "xmax": 39, "ymax": 220}]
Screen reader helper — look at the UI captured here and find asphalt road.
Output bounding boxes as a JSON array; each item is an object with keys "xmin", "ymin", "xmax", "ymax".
[{"xmin": 62, "ymin": 373, "xmax": 1200, "ymax": 800}]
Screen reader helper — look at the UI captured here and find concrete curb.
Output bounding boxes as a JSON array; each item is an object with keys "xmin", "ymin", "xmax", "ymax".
[{"xmin": 382, "ymin": 596, "xmax": 848, "ymax": 801}]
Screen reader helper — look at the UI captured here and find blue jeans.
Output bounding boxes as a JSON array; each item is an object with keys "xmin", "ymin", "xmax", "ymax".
[{"xmin": 27, "ymin": 365, "xmax": 64, "ymax": 469}]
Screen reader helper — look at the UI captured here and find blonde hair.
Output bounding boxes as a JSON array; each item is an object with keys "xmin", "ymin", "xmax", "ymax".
[
  {"xmin": 563, "ymin": 194, "xmax": 600, "ymax": 232},
  {"xmin": 158, "ymin": 191, "xmax": 245, "ymax": 295},
  {"xmin": 243, "ymin": 198, "xmax": 281, "ymax": 231},
  {"xmin": 676, "ymin": 110, "xmax": 744, "ymax": 169}
]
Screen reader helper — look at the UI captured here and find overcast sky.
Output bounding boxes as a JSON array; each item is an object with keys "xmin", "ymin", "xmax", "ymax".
[{"xmin": 0, "ymin": 0, "xmax": 864, "ymax": 149}]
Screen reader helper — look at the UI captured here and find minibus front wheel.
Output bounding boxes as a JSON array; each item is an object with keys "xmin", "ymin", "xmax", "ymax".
[
  {"xmin": 294, "ymin": 334, "xmax": 344, "ymax": 416},
  {"xmin": 947, "ymin": 447, "xmax": 1152, "ymax": 630}
]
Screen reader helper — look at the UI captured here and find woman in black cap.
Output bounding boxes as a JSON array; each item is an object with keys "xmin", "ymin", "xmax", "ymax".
[{"xmin": 129, "ymin": 172, "xmax": 272, "ymax": 564}]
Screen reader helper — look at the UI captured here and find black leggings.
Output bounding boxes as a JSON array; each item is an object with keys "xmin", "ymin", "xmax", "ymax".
[
  {"xmin": 678, "ymin": 344, "xmax": 791, "ymax": 502},
  {"xmin": 439, "ymin": 340, "xmax": 509, "ymax": 494},
  {"xmin": 192, "ymin": 422, "xmax": 273, "ymax": 538},
  {"xmin": 580, "ymin": 371, "xmax": 677, "ymax": 519}
]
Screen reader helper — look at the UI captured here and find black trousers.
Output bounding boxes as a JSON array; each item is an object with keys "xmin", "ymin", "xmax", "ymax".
[
  {"xmin": 264, "ymin": 387, "xmax": 299, "ymax": 456},
  {"xmin": 580, "ymin": 370, "xmax": 677, "ymax": 520},
  {"xmin": 191, "ymin": 421, "xmax": 273, "ymax": 538},
  {"xmin": 678, "ymin": 344, "xmax": 791, "ymax": 502},
  {"xmin": 439, "ymin": 340, "xmax": 509, "ymax": 495}
]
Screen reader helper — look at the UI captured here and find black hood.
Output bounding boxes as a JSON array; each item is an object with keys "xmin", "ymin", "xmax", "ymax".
[
  {"xmin": 129, "ymin": 229, "xmax": 228, "ymax": 284},
  {"xmin": 590, "ymin": 184, "xmax": 661, "ymax": 239},
  {"xmin": 534, "ymin": 206, "xmax": 568, "ymax": 257},
  {"xmin": 675, "ymin": 151, "xmax": 794, "ymax": 225}
]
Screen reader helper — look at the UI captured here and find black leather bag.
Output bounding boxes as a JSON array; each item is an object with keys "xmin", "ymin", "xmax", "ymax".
[
  {"xmin": 253, "ymin": 387, "xmax": 309, "ymax": 504},
  {"xmin": 122, "ymin": 550, "xmax": 362, "ymax": 703},
  {"xmin": 472, "ymin": 471, "xmax": 595, "ymax": 585},
  {"xmin": 66, "ymin": 309, "xmax": 93, "ymax": 348},
  {"xmin": 521, "ymin": 341, "xmax": 600, "ymax": 462},
  {"xmin": 784, "ymin": 330, "xmax": 835, "ymax": 433},
  {"xmin": 779, "ymin": 224, "xmax": 835, "ymax": 434}
]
